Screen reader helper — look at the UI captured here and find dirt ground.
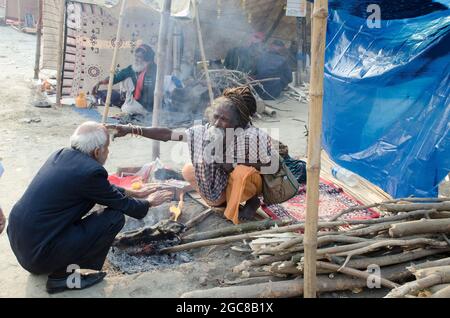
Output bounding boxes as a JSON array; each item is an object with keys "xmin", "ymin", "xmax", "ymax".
[{"xmin": 0, "ymin": 25, "xmax": 448, "ymax": 298}]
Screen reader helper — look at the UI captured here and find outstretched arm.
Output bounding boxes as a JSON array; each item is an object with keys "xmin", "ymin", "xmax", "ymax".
[{"xmin": 106, "ymin": 124, "xmax": 186, "ymax": 142}]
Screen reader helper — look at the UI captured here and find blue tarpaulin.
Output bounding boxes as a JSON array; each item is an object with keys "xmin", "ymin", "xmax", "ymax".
[{"xmin": 322, "ymin": 0, "xmax": 450, "ymax": 198}]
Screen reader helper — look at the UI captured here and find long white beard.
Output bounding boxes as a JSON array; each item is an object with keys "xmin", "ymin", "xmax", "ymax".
[{"xmin": 132, "ymin": 62, "xmax": 147, "ymax": 73}]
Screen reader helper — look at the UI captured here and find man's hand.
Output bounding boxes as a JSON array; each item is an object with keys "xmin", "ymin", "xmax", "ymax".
[
  {"xmin": 0, "ymin": 208, "xmax": 6, "ymax": 235},
  {"xmin": 147, "ymin": 190, "xmax": 173, "ymax": 207},
  {"xmin": 105, "ymin": 124, "xmax": 131, "ymax": 140},
  {"xmin": 127, "ymin": 184, "xmax": 171, "ymax": 199},
  {"xmin": 91, "ymin": 83, "xmax": 100, "ymax": 96}
]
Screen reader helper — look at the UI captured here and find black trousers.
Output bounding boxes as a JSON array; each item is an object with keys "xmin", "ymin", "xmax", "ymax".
[{"xmin": 42, "ymin": 209, "xmax": 125, "ymax": 275}]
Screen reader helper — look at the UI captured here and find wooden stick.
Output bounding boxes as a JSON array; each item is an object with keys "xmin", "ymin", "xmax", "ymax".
[
  {"xmin": 101, "ymin": 0, "xmax": 127, "ymax": 123},
  {"xmin": 382, "ymin": 202, "xmax": 450, "ymax": 212},
  {"xmin": 316, "ymin": 261, "xmax": 399, "ymax": 289},
  {"xmin": 159, "ymin": 223, "xmax": 307, "ymax": 254},
  {"xmin": 151, "ymin": 0, "xmax": 172, "ymax": 159},
  {"xmin": 34, "ymin": 0, "xmax": 43, "ymax": 80},
  {"xmin": 182, "ymin": 219, "xmax": 291, "ymax": 243},
  {"xmin": 329, "ymin": 197, "xmax": 450, "ymax": 222},
  {"xmin": 17, "ymin": 0, "xmax": 22, "ymax": 26},
  {"xmin": 304, "ymin": 0, "xmax": 328, "ymax": 298},
  {"xmin": 389, "ymin": 219, "xmax": 450, "ymax": 238},
  {"xmin": 430, "ymin": 285, "xmax": 450, "ymax": 298},
  {"xmin": 407, "ymin": 257, "xmax": 450, "ymax": 272},
  {"xmin": 337, "ymin": 238, "xmax": 448, "ymax": 270},
  {"xmin": 334, "ymin": 248, "xmax": 450, "ymax": 270},
  {"xmin": 183, "ymin": 208, "xmax": 214, "ymax": 231},
  {"xmin": 55, "ymin": 0, "xmax": 66, "ymax": 107},
  {"xmin": 182, "ymin": 263, "xmax": 413, "ymax": 298},
  {"xmin": 233, "ymin": 253, "xmax": 296, "ymax": 273},
  {"xmin": 192, "ymin": 0, "xmax": 214, "ymax": 106},
  {"xmin": 385, "ymin": 267, "xmax": 450, "ymax": 298}
]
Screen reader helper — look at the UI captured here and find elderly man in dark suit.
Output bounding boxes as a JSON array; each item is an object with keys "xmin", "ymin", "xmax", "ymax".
[{"xmin": 7, "ymin": 122, "xmax": 172, "ymax": 294}]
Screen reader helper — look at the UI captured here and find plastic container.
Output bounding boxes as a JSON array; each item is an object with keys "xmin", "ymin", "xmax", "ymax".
[
  {"xmin": 331, "ymin": 166, "xmax": 358, "ymax": 187},
  {"xmin": 75, "ymin": 92, "xmax": 87, "ymax": 108}
]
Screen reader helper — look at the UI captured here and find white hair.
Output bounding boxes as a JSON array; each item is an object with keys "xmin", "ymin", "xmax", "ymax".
[{"xmin": 70, "ymin": 121, "xmax": 109, "ymax": 155}]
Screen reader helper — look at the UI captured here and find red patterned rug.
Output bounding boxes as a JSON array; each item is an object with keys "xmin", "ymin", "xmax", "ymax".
[{"xmin": 261, "ymin": 178, "xmax": 380, "ymax": 222}]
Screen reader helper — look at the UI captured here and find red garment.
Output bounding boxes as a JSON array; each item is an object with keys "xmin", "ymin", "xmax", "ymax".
[{"xmin": 134, "ymin": 68, "xmax": 147, "ymax": 100}]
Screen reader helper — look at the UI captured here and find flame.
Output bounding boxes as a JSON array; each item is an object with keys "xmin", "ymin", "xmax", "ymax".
[{"xmin": 170, "ymin": 192, "xmax": 184, "ymax": 222}]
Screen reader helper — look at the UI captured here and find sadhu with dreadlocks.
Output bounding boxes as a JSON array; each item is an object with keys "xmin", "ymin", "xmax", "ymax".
[{"xmin": 107, "ymin": 86, "xmax": 278, "ymax": 223}]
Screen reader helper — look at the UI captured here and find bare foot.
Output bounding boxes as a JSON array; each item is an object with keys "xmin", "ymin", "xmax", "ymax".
[{"xmin": 238, "ymin": 196, "xmax": 261, "ymax": 222}]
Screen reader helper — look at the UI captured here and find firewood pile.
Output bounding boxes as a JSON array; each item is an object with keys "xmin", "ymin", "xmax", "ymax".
[
  {"xmin": 287, "ymin": 83, "xmax": 310, "ymax": 104},
  {"xmin": 199, "ymin": 69, "xmax": 279, "ymax": 102},
  {"xmin": 177, "ymin": 198, "xmax": 450, "ymax": 298}
]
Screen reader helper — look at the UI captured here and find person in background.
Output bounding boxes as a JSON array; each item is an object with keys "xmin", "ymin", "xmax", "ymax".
[
  {"xmin": 224, "ymin": 32, "xmax": 266, "ymax": 75},
  {"xmin": 0, "ymin": 159, "xmax": 5, "ymax": 234},
  {"xmin": 92, "ymin": 44, "xmax": 157, "ymax": 115},
  {"xmin": 254, "ymin": 39, "xmax": 293, "ymax": 100},
  {"xmin": 7, "ymin": 122, "xmax": 172, "ymax": 294}
]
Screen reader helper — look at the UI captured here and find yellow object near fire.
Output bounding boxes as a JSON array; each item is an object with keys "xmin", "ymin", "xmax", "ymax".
[
  {"xmin": 131, "ymin": 181, "xmax": 143, "ymax": 190},
  {"xmin": 75, "ymin": 92, "xmax": 87, "ymax": 108}
]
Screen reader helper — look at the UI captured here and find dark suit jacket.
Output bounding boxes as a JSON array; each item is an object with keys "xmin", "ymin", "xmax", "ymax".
[{"xmin": 7, "ymin": 148, "xmax": 149, "ymax": 271}]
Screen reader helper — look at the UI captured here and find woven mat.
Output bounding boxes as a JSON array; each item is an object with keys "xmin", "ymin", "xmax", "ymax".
[{"xmin": 261, "ymin": 178, "xmax": 380, "ymax": 222}]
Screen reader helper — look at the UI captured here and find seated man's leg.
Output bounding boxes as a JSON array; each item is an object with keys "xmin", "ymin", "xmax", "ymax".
[
  {"xmin": 48, "ymin": 208, "xmax": 125, "ymax": 275},
  {"xmin": 97, "ymin": 90, "xmax": 123, "ymax": 107},
  {"xmin": 182, "ymin": 163, "xmax": 226, "ymax": 207},
  {"xmin": 44, "ymin": 209, "xmax": 125, "ymax": 293},
  {"xmin": 224, "ymin": 165, "xmax": 263, "ymax": 224}
]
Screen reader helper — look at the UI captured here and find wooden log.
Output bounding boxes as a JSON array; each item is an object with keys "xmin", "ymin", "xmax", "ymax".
[
  {"xmin": 385, "ymin": 266, "xmax": 450, "ymax": 298},
  {"xmin": 382, "ymin": 202, "xmax": 450, "ymax": 212},
  {"xmin": 151, "ymin": 0, "xmax": 172, "ymax": 159},
  {"xmin": 430, "ymin": 285, "xmax": 450, "ymax": 298},
  {"xmin": 414, "ymin": 265, "xmax": 450, "ymax": 279},
  {"xmin": 223, "ymin": 276, "xmax": 286, "ymax": 286},
  {"xmin": 55, "ymin": 0, "xmax": 66, "ymax": 107},
  {"xmin": 329, "ymin": 197, "xmax": 450, "ymax": 222},
  {"xmin": 233, "ymin": 253, "xmax": 296, "ymax": 274},
  {"xmin": 304, "ymin": 0, "xmax": 329, "ymax": 298},
  {"xmin": 338, "ymin": 248, "xmax": 450, "ymax": 270},
  {"xmin": 316, "ymin": 241, "xmax": 373, "ymax": 257},
  {"xmin": 316, "ymin": 261, "xmax": 399, "ymax": 289},
  {"xmin": 183, "ymin": 208, "xmax": 214, "ymax": 231},
  {"xmin": 241, "ymin": 271, "xmax": 281, "ymax": 278},
  {"xmin": 343, "ymin": 222, "xmax": 395, "ymax": 237},
  {"xmin": 159, "ymin": 221, "xmax": 346, "ymax": 254},
  {"xmin": 101, "ymin": 0, "xmax": 127, "ymax": 122},
  {"xmin": 389, "ymin": 219, "xmax": 450, "ymax": 238},
  {"xmin": 34, "ymin": 0, "xmax": 43, "ymax": 80},
  {"xmin": 182, "ymin": 219, "xmax": 292, "ymax": 243},
  {"xmin": 336, "ymin": 238, "xmax": 448, "ymax": 269},
  {"xmin": 182, "ymin": 263, "xmax": 413, "ymax": 298},
  {"xmin": 192, "ymin": 0, "xmax": 214, "ymax": 106},
  {"xmin": 407, "ymin": 257, "xmax": 450, "ymax": 272}
]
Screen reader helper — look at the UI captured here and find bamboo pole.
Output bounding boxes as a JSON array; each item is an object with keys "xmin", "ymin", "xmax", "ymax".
[
  {"xmin": 303, "ymin": 0, "xmax": 328, "ymax": 298},
  {"xmin": 151, "ymin": 0, "xmax": 172, "ymax": 159},
  {"xmin": 17, "ymin": 0, "xmax": 22, "ymax": 26},
  {"xmin": 55, "ymin": 0, "xmax": 66, "ymax": 107},
  {"xmin": 34, "ymin": 0, "xmax": 43, "ymax": 80},
  {"xmin": 192, "ymin": 0, "xmax": 214, "ymax": 106},
  {"xmin": 101, "ymin": 0, "xmax": 127, "ymax": 123}
]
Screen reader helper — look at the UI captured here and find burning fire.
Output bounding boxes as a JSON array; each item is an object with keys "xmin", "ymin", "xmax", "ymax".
[{"xmin": 170, "ymin": 192, "xmax": 184, "ymax": 222}]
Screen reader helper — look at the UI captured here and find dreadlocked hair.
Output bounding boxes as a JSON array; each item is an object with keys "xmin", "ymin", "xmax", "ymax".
[{"xmin": 222, "ymin": 86, "xmax": 257, "ymax": 127}]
